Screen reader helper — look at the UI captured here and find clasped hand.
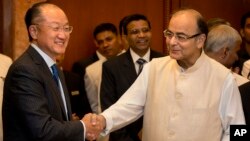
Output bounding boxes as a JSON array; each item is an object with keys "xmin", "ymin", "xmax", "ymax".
[{"xmin": 81, "ymin": 113, "xmax": 106, "ymax": 141}]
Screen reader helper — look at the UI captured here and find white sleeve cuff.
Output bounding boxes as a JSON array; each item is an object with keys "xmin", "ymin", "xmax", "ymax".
[{"xmin": 80, "ymin": 120, "xmax": 86, "ymax": 140}]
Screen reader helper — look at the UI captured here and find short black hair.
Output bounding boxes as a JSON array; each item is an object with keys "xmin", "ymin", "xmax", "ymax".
[
  {"xmin": 24, "ymin": 2, "xmax": 50, "ymax": 41},
  {"xmin": 197, "ymin": 16, "xmax": 208, "ymax": 36},
  {"xmin": 122, "ymin": 14, "xmax": 151, "ymax": 35},
  {"xmin": 119, "ymin": 16, "xmax": 128, "ymax": 36},
  {"xmin": 93, "ymin": 23, "xmax": 118, "ymax": 39},
  {"xmin": 241, "ymin": 11, "xmax": 250, "ymax": 28}
]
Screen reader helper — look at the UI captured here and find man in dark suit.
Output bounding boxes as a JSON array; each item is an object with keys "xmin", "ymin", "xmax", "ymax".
[
  {"xmin": 239, "ymin": 81, "xmax": 250, "ymax": 125},
  {"xmin": 56, "ymin": 54, "xmax": 92, "ymax": 119},
  {"xmin": 100, "ymin": 14, "xmax": 164, "ymax": 141},
  {"xmin": 2, "ymin": 2, "xmax": 100, "ymax": 141},
  {"xmin": 72, "ymin": 52, "xmax": 100, "ymax": 78}
]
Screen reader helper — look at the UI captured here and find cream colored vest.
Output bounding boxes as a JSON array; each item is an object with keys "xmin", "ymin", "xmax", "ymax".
[{"xmin": 142, "ymin": 53, "xmax": 230, "ymax": 141}]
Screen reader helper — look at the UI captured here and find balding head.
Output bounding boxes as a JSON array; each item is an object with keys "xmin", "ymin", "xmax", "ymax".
[
  {"xmin": 25, "ymin": 2, "xmax": 67, "ymax": 41},
  {"xmin": 165, "ymin": 9, "xmax": 208, "ymax": 68},
  {"xmin": 171, "ymin": 9, "xmax": 208, "ymax": 36},
  {"xmin": 205, "ymin": 24, "xmax": 241, "ymax": 68}
]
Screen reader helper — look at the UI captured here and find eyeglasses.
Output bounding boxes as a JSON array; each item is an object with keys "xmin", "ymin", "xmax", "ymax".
[
  {"xmin": 163, "ymin": 29, "xmax": 201, "ymax": 42},
  {"xmin": 35, "ymin": 24, "xmax": 73, "ymax": 33}
]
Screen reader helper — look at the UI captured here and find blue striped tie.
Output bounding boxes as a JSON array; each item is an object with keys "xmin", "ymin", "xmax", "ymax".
[{"xmin": 51, "ymin": 64, "xmax": 59, "ymax": 86}]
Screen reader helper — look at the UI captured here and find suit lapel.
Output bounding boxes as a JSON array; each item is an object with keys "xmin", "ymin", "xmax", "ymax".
[
  {"xmin": 122, "ymin": 51, "xmax": 138, "ymax": 82},
  {"xmin": 27, "ymin": 47, "xmax": 70, "ymax": 120},
  {"xmin": 58, "ymin": 68, "xmax": 72, "ymax": 120}
]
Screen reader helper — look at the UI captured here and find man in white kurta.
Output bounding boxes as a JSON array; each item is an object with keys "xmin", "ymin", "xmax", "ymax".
[
  {"xmin": 98, "ymin": 9, "xmax": 245, "ymax": 141},
  {"xmin": 84, "ymin": 22, "xmax": 124, "ymax": 114},
  {"xmin": 0, "ymin": 54, "xmax": 12, "ymax": 140}
]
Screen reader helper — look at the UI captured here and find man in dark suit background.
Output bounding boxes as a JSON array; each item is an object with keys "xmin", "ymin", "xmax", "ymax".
[
  {"xmin": 100, "ymin": 14, "xmax": 164, "ymax": 141},
  {"xmin": 239, "ymin": 81, "xmax": 250, "ymax": 125},
  {"xmin": 56, "ymin": 54, "xmax": 92, "ymax": 119},
  {"xmin": 72, "ymin": 22, "xmax": 116, "ymax": 78},
  {"xmin": 2, "ymin": 2, "xmax": 99, "ymax": 141},
  {"xmin": 72, "ymin": 52, "xmax": 101, "ymax": 79}
]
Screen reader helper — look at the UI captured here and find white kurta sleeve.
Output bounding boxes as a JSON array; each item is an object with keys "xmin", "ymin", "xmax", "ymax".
[
  {"xmin": 101, "ymin": 63, "xmax": 150, "ymax": 134},
  {"xmin": 219, "ymin": 73, "xmax": 246, "ymax": 141},
  {"xmin": 84, "ymin": 68, "xmax": 99, "ymax": 113}
]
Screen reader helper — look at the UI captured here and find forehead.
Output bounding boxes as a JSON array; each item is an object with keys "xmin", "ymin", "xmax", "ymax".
[
  {"xmin": 168, "ymin": 11, "xmax": 198, "ymax": 33},
  {"xmin": 245, "ymin": 18, "xmax": 250, "ymax": 25},
  {"xmin": 96, "ymin": 31, "xmax": 117, "ymax": 40},
  {"xmin": 127, "ymin": 20, "xmax": 149, "ymax": 29},
  {"xmin": 39, "ymin": 5, "xmax": 68, "ymax": 24}
]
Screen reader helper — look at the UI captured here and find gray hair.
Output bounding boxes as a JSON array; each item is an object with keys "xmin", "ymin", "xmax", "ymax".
[{"xmin": 205, "ymin": 24, "xmax": 242, "ymax": 52}]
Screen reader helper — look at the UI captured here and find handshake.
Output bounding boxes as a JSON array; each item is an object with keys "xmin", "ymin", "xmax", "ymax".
[{"xmin": 81, "ymin": 113, "xmax": 106, "ymax": 141}]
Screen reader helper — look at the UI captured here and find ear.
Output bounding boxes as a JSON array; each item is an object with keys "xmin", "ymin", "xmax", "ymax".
[
  {"xmin": 197, "ymin": 34, "xmax": 206, "ymax": 49},
  {"xmin": 220, "ymin": 47, "xmax": 229, "ymax": 59},
  {"xmin": 29, "ymin": 25, "xmax": 38, "ymax": 40},
  {"xmin": 240, "ymin": 28, "xmax": 245, "ymax": 37},
  {"xmin": 94, "ymin": 40, "xmax": 99, "ymax": 48},
  {"xmin": 117, "ymin": 34, "xmax": 122, "ymax": 45}
]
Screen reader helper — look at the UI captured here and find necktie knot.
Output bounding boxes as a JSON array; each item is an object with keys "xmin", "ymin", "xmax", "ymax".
[
  {"xmin": 136, "ymin": 58, "xmax": 147, "ymax": 74},
  {"xmin": 51, "ymin": 64, "xmax": 59, "ymax": 86}
]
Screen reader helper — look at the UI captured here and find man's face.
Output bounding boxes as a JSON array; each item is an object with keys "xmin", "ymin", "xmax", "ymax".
[
  {"xmin": 126, "ymin": 20, "xmax": 152, "ymax": 53},
  {"xmin": 165, "ymin": 12, "xmax": 204, "ymax": 64},
  {"xmin": 223, "ymin": 43, "xmax": 241, "ymax": 68},
  {"xmin": 241, "ymin": 18, "xmax": 250, "ymax": 44},
  {"xmin": 95, "ymin": 31, "xmax": 121, "ymax": 58},
  {"xmin": 30, "ymin": 5, "xmax": 71, "ymax": 60}
]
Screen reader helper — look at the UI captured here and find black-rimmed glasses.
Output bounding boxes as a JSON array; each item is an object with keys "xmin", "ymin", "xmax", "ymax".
[
  {"xmin": 34, "ymin": 23, "xmax": 73, "ymax": 34},
  {"xmin": 163, "ymin": 29, "xmax": 201, "ymax": 42}
]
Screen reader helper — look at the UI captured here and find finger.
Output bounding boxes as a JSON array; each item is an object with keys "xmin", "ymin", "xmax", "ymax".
[{"xmin": 91, "ymin": 114, "xmax": 97, "ymax": 125}]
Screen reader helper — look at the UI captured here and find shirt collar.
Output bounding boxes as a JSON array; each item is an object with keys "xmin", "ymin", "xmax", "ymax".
[
  {"xmin": 130, "ymin": 48, "xmax": 150, "ymax": 64},
  {"xmin": 31, "ymin": 43, "xmax": 55, "ymax": 68}
]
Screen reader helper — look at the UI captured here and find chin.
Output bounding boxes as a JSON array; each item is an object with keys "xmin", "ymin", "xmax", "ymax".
[{"xmin": 169, "ymin": 53, "xmax": 180, "ymax": 59}]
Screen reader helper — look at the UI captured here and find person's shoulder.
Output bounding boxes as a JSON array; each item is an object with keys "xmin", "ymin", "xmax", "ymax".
[
  {"xmin": 239, "ymin": 81, "xmax": 250, "ymax": 95},
  {"xmin": 233, "ymin": 72, "xmax": 249, "ymax": 86},
  {"xmin": 150, "ymin": 50, "xmax": 166, "ymax": 58},
  {"xmin": 150, "ymin": 55, "xmax": 171, "ymax": 63},
  {"xmin": 104, "ymin": 53, "xmax": 128, "ymax": 66},
  {"xmin": 0, "ymin": 54, "xmax": 12, "ymax": 69},
  {"xmin": 73, "ymin": 53, "xmax": 99, "ymax": 67},
  {"xmin": 0, "ymin": 54, "xmax": 12, "ymax": 63},
  {"xmin": 85, "ymin": 59, "xmax": 105, "ymax": 75}
]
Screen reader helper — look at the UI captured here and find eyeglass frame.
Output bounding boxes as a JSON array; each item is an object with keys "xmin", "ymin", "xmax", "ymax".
[
  {"xmin": 163, "ymin": 29, "xmax": 201, "ymax": 42},
  {"xmin": 33, "ymin": 23, "xmax": 73, "ymax": 34}
]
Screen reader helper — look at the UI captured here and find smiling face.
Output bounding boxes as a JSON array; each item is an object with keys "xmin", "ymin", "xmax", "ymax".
[
  {"xmin": 166, "ymin": 10, "xmax": 206, "ymax": 68},
  {"xmin": 125, "ymin": 20, "xmax": 152, "ymax": 56},
  {"xmin": 29, "ymin": 4, "xmax": 71, "ymax": 61}
]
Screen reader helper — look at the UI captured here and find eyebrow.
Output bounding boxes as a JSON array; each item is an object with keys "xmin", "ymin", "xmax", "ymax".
[{"xmin": 166, "ymin": 29, "xmax": 187, "ymax": 35}]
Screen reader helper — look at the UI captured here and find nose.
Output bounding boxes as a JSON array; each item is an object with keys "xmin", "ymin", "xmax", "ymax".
[
  {"xmin": 103, "ymin": 40, "xmax": 110, "ymax": 48},
  {"xmin": 137, "ymin": 31, "xmax": 146, "ymax": 37},
  {"xmin": 57, "ymin": 31, "xmax": 68, "ymax": 39},
  {"xmin": 166, "ymin": 35, "xmax": 177, "ymax": 45}
]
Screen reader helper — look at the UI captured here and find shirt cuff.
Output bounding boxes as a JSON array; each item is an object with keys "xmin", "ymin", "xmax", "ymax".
[
  {"xmin": 80, "ymin": 120, "xmax": 86, "ymax": 140},
  {"xmin": 100, "ymin": 112, "xmax": 113, "ymax": 135}
]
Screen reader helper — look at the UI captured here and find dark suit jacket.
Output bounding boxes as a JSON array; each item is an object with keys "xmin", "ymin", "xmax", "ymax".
[
  {"xmin": 72, "ymin": 52, "xmax": 99, "ymax": 78},
  {"xmin": 63, "ymin": 70, "xmax": 92, "ymax": 118},
  {"xmin": 2, "ymin": 47, "xmax": 83, "ymax": 141},
  {"xmin": 239, "ymin": 81, "xmax": 250, "ymax": 125},
  {"xmin": 100, "ymin": 50, "xmax": 164, "ymax": 141}
]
